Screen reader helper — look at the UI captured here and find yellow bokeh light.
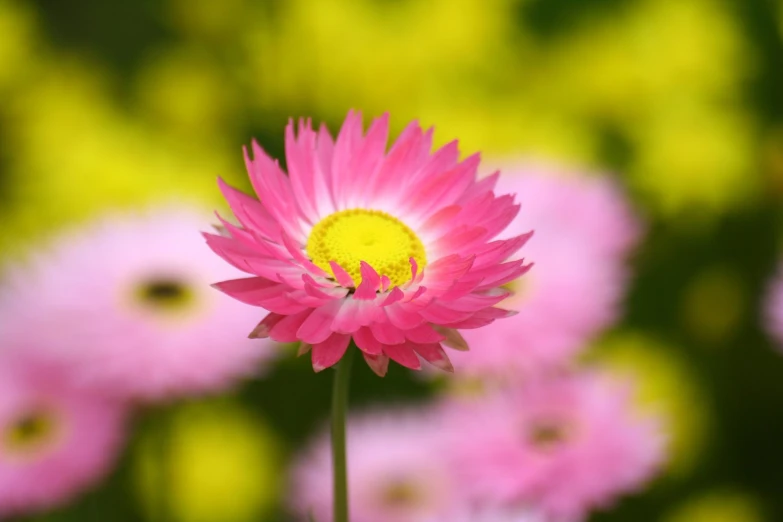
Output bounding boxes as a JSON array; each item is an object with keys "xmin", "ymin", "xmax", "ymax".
[
  {"xmin": 135, "ymin": 399, "xmax": 282, "ymax": 522},
  {"xmin": 588, "ymin": 332, "xmax": 711, "ymax": 477}
]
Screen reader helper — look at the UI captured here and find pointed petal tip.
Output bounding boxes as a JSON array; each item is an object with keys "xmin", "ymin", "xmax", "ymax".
[
  {"xmin": 433, "ymin": 359, "xmax": 455, "ymax": 373},
  {"xmin": 248, "ymin": 324, "xmax": 270, "ymax": 339},
  {"xmin": 434, "ymin": 326, "xmax": 470, "ymax": 351},
  {"xmin": 297, "ymin": 342, "xmax": 312, "ymax": 357},
  {"xmin": 363, "ymin": 354, "xmax": 390, "ymax": 377}
]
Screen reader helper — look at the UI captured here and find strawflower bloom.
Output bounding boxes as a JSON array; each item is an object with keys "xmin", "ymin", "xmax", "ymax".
[
  {"xmin": 289, "ymin": 409, "xmax": 456, "ymax": 522},
  {"xmin": 207, "ymin": 111, "xmax": 530, "ymax": 375},
  {"xmin": 442, "ymin": 371, "xmax": 665, "ymax": 521},
  {"xmin": 0, "ymin": 206, "xmax": 277, "ymax": 401},
  {"xmin": 425, "ymin": 505, "xmax": 558, "ymax": 522},
  {"xmin": 449, "ymin": 168, "xmax": 641, "ymax": 379},
  {"xmin": 765, "ymin": 264, "xmax": 783, "ymax": 351},
  {"xmin": 0, "ymin": 353, "xmax": 126, "ymax": 516}
]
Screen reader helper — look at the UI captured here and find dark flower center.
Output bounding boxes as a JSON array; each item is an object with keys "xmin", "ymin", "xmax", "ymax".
[
  {"xmin": 528, "ymin": 419, "xmax": 571, "ymax": 450},
  {"xmin": 137, "ymin": 278, "xmax": 193, "ymax": 310},
  {"xmin": 4, "ymin": 410, "xmax": 58, "ymax": 454},
  {"xmin": 381, "ymin": 478, "xmax": 424, "ymax": 508}
]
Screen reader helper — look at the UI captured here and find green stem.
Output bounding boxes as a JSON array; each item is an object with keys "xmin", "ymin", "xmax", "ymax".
[{"xmin": 331, "ymin": 345, "xmax": 355, "ymax": 522}]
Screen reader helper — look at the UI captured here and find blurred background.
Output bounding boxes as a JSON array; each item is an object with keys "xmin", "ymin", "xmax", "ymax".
[{"xmin": 1, "ymin": 0, "xmax": 783, "ymax": 520}]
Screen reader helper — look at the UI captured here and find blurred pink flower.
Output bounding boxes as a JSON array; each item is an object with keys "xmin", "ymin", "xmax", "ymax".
[
  {"xmin": 289, "ymin": 409, "xmax": 456, "ymax": 522},
  {"xmin": 765, "ymin": 265, "xmax": 783, "ymax": 350},
  {"xmin": 207, "ymin": 111, "xmax": 531, "ymax": 375},
  {"xmin": 451, "ymin": 169, "xmax": 642, "ymax": 379},
  {"xmin": 425, "ymin": 505, "xmax": 558, "ymax": 522},
  {"xmin": 442, "ymin": 371, "xmax": 665, "ymax": 521},
  {"xmin": 0, "ymin": 207, "xmax": 277, "ymax": 401},
  {"xmin": 0, "ymin": 353, "xmax": 126, "ymax": 517}
]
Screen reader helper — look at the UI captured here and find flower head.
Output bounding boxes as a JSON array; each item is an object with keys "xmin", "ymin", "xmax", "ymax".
[
  {"xmin": 442, "ymin": 371, "xmax": 665, "ymax": 521},
  {"xmin": 289, "ymin": 409, "xmax": 456, "ymax": 522},
  {"xmin": 424, "ymin": 505, "xmax": 557, "ymax": 522},
  {"xmin": 449, "ymin": 168, "xmax": 641, "ymax": 379},
  {"xmin": 0, "ymin": 354, "xmax": 126, "ymax": 517},
  {"xmin": 765, "ymin": 264, "xmax": 783, "ymax": 351},
  {"xmin": 208, "ymin": 111, "xmax": 530, "ymax": 375},
  {"xmin": 0, "ymin": 206, "xmax": 277, "ymax": 401}
]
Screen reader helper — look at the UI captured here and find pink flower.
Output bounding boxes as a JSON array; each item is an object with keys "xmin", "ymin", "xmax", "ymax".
[
  {"xmin": 0, "ymin": 206, "xmax": 278, "ymax": 401},
  {"xmin": 289, "ymin": 409, "xmax": 456, "ymax": 522},
  {"xmin": 0, "ymin": 353, "xmax": 126, "ymax": 517},
  {"xmin": 207, "ymin": 111, "xmax": 530, "ymax": 375},
  {"xmin": 765, "ymin": 265, "xmax": 783, "ymax": 350},
  {"xmin": 443, "ymin": 371, "xmax": 665, "ymax": 521},
  {"xmin": 425, "ymin": 506, "xmax": 559, "ymax": 522},
  {"xmin": 450, "ymin": 168, "xmax": 641, "ymax": 379}
]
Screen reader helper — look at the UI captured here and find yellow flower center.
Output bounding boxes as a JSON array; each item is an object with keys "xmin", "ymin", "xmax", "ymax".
[
  {"xmin": 306, "ymin": 209, "xmax": 426, "ymax": 288},
  {"xmin": 380, "ymin": 478, "xmax": 425, "ymax": 508},
  {"xmin": 527, "ymin": 419, "xmax": 573, "ymax": 451},
  {"xmin": 3, "ymin": 409, "xmax": 60, "ymax": 457}
]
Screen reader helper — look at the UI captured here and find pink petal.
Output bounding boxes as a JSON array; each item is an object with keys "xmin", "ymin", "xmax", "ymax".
[
  {"xmin": 370, "ymin": 321, "xmax": 406, "ymax": 345},
  {"xmin": 331, "ymin": 299, "xmax": 367, "ymax": 333},
  {"xmin": 285, "ymin": 119, "xmax": 320, "ymax": 224},
  {"xmin": 297, "ymin": 301, "xmax": 342, "ymax": 344},
  {"xmin": 369, "ymin": 124, "xmax": 427, "ymax": 204},
  {"xmin": 248, "ymin": 313, "xmax": 285, "ymax": 339},
  {"xmin": 363, "ymin": 353, "xmax": 389, "ymax": 377},
  {"xmin": 383, "ymin": 343, "xmax": 421, "ymax": 370},
  {"xmin": 251, "ymin": 292, "xmax": 310, "ymax": 314},
  {"xmin": 331, "ymin": 110, "xmax": 365, "ymax": 208},
  {"xmin": 403, "ymin": 324, "xmax": 446, "ymax": 344},
  {"xmin": 439, "ymin": 289, "xmax": 511, "ymax": 313},
  {"xmin": 316, "ymin": 123, "xmax": 335, "ymax": 187},
  {"xmin": 354, "ymin": 262, "xmax": 381, "ymax": 300},
  {"xmin": 418, "ymin": 302, "xmax": 474, "ymax": 324},
  {"xmin": 411, "ymin": 342, "xmax": 454, "ymax": 372},
  {"xmin": 408, "ymin": 139, "xmax": 460, "ymax": 188},
  {"xmin": 381, "ymin": 287, "xmax": 404, "ymax": 306},
  {"xmin": 410, "ymin": 257, "xmax": 419, "ymax": 282},
  {"xmin": 380, "ymin": 275, "xmax": 391, "ymax": 293},
  {"xmin": 477, "ymin": 201, "xmax": 521, "ymax": 240},
  {"xmin": 353, "ymin": 327, "xmax": 383, "ymax": 355},
  {"xmin": 439, "ymin": 278, "xmax": 482, "ymax": 301},
  {"xmin": 433, "ymin": 326, "xmax": 470, "ymax": 351},
  {"xmin": 282, "ymin": 231, "xmax": 329, "ymax": 277},
  {"xmin": 348, "ymin": 113, "xmax": 390, "ymax": 207},
  {"xmin": 212, "ymin": 277, "xmax": 284, "ymax": 307},
  {"xmin": 472, "ymin": 232, "xmax": 534, "ymax": 269},
  {"xmin": 458, "ymin": 171, "xmax": 499, "ymax": 204},
  {"xmin": 311, "ymin": 333, "xmax": 352, "ymax": 372},
  {"xmin": 297, "ymin": 342, "xmax": 312, "ymax": 356},
  {"xmin": 217, "ymin": 178, "xmax": 282, "ymax": 243},
  {"xmin": 421, "ymin": 204, "xmax": 462, "ymax": 234},
  {"xmin": 385, "ymin": 303, "xmax": 426, "ymax": 329},
  {"xmin": 430, "ymin": 226, "xmax": 487, "ymax": 256},
  {"xmin": 269, "ymin": 310, "xmax": 312, "ymax": 342},
  {"xmin": 244, "ymin": 141, "xmax": 305, "ymax": 243},
  {"xmin": 442, "ymin": 307, "xmax": 516, "ymax": 329},
  {"xmin": 329, "ymin": 261, "xmax": 355, "ymax": 288},
  {"xmin": 473, "ymin": 260, "xmax": 533, "ymax": 291},
  {"xmin": 302, "ymin": 274, "xmax": 348, "ymax": 300},
  {"xmin": 404, "ymin": 153, "xmax": 480, "ymax": 218}
]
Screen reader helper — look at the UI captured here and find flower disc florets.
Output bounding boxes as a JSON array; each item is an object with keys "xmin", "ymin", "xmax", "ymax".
[
  {"xmin": 307, "ymin": 209, "xmax": 427, "ymax": 288},
  {"xmin": 206, "ymin": 111, "xmax": 532, "ymax": 375}
]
